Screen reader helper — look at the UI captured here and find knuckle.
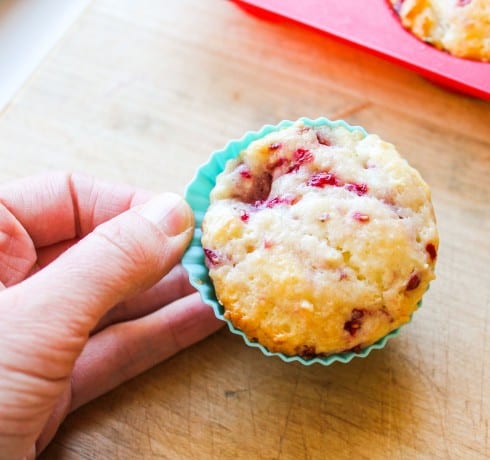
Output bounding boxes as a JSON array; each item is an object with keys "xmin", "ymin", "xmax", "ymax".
[{"xmin": 92, "ymin": 219, "xmax": 159, "ymax": 269}]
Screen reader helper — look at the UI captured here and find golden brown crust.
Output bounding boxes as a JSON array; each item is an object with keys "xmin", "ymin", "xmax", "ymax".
[{"xmin": 390, "ymin": 0, "xmax": 490, "ymax": 61}]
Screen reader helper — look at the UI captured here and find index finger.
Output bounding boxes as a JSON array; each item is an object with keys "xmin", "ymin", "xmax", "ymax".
[{"xmin": 0, "ymin": 172, "xmax": 154, "ymax": 248}]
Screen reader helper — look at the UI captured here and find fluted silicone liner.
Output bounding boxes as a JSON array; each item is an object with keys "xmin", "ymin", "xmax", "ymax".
[{"xmin": 182, "ymin": 117, "xmax": 422, "ymax": 365}]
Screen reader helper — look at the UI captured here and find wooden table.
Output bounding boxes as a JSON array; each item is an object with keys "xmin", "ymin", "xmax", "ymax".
[{"xmin": 1, "ymin": 0, "xmax": 488, "ymax": 458}]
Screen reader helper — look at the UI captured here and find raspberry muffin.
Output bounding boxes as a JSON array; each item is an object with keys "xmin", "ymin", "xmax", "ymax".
[
  {"xmin": 201, "ymin": 121, "xmax": 438, "ymax": 358},
  {"xmin": 390, "ymin": 0, "xmax": 490, "ymax": 61}
]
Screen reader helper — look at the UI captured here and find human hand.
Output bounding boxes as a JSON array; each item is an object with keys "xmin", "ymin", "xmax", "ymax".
[{"xmin": 0, "ymin": 173, "xmax": 222, "ymax": 459}]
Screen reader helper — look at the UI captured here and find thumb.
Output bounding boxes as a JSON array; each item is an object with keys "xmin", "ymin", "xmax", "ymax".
[{"xmin": 3, "ymin": 192, "xmax": 194, "ymax": 356}]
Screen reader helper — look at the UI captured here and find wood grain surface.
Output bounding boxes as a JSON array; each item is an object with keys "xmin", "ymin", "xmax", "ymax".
[{"xmin": 0, "ymin": 0, "xmax": 488, "ymax": 458}]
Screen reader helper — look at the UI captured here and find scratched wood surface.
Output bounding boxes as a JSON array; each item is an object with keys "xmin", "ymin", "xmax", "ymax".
[{"xmin": 0, "ymin": 0, "xmax": 489, "ymax": 458}]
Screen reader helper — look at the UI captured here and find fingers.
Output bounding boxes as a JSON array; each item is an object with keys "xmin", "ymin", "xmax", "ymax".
[
  {"xmin": 34, "ymin": 245, "xmax": 196, "ymax": 333},
  {"xmin": 33, "ymin": 293, "xmax": 221, "ymax": 455},
  {"xmin": 0, "ymin": 172, "xmax": 153, "ymax": 248},
  {"xmin": 69, "ymin": 293, "xmax": 222, "ymax": 412},
  {"xmin": 0, "ymin": 204, "xmax": 36, "ymax": 286},
  {"xmin": 35, "ymin": 238, "xmax": 80, "ymax": 268},
  {"xmin": 93, "ymin": 264, "xmax": 195, "ymax": 333},
  {"xmin": 24, "ymin": 263, "xmax": 198, "ymax": 457},
  {"xmin": 33, "ymin": 386, "xmax": 72, "ymax": 457},
  {"xmin": 0, "ymin": 193, "xmax": 194, "ymax": 380}
]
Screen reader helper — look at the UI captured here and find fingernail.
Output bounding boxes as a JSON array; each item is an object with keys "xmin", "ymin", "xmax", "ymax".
[{"xmin": 138, "ymin": 193, "xmax": 194, "ymax": 237}]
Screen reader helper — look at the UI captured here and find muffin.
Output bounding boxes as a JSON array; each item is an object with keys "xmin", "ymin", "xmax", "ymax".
[
  {"xmin": 200, "ymin": 121, "xmax": 438, "ymax": 358},
  {"xmin": 390, "ymin": 0, "xmax": 490, "ymax": 61}
]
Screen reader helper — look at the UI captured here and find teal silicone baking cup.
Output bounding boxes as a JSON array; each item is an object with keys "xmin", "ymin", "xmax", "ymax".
[{"xmin": 182, "ymin": 117, "xmax": 420, "ymax": 366}]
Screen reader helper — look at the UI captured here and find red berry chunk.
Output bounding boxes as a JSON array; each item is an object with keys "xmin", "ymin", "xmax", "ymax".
[
  {"xmin": 253, "ymin": 194, "xmax": 296, "ymax": 209},
  {"xmin": 353, "ymin": 212, "xmax": 370, "ymax": 223},
  {"xmin": 351, "ymin": 309, "xmax": 364, "ymax": 320},
  {"xmin": 294, "ymin": 148, "xmax": 313, "ymax": 164},
  {"xmin": 288, "ymin": 148, "xmax": 314, "ymax": 173},
  {"xmin": 426, "ymin": 243, "xmax": 437, "ymax": 261},
  {"xmin": 344, "ymin": 309, "xmax": 365, "ymax": 336},
  {"xmin": 316, "ymin": 132, "xmax": 331, "ymax": 146},
  {"xmin": 204, "ymin": 248, "xmax": 221, "ymax": 267},
  {"xmin": 299, "ymin": 345, "xmax": 317, "ymax": 359},
  {"xmin": 239, "ymin": 168, "xmax": 252, "ymax": 179},
  {"xmin": 307, "ymin": 173, "xmax": 368, "ymax": 197},
  {"xmin": 269, "ymin": 142, "xmax": 282, "ymax": 150},
  {"xmin": 308, "ymin": 172, "xmax": 339, "ymax": 187},
  {"xmin": 240, "ymin": 210, "xmax": 250, "ymax": 222},
  {"xmin": 406, "ymin": 273, "xmax": 421, "ymax": 291},
  {"xmin": 266, "ymin": 195, "xmax": 295, "ymax": 208},
  {"xmin": 344, "ymin": 319, "xmax": 361, "ymax": 336},
  {"xmin": 457, "ymin": 0, "xmax": 471, "ymax": 6},
  {"xmin": 345, "ymin": 182, "xmax": 368, "ymax": 196},
  {"xmin": 348, "ymin": 345, "xmax": 363, "ymax": 354}
]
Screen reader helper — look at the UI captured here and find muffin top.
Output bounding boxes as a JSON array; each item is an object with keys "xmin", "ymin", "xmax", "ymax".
[
  {"xmin": 201, "ymin": 122, "xmax": 438, "ymax": 357},
  {"xmin": 390, "ymin": 0, "xmax": 490, "ymax": 61}
]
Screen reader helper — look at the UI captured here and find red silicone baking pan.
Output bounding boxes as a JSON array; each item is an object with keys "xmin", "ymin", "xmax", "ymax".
[{"xmin": 233, "ymin": 0, "xmax": 490, "ymax": 100}]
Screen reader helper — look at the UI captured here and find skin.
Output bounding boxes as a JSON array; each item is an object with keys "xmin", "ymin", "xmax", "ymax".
[{"xmin": 0, "ymin": 172, "xmax": 222, "ymax": 460}]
